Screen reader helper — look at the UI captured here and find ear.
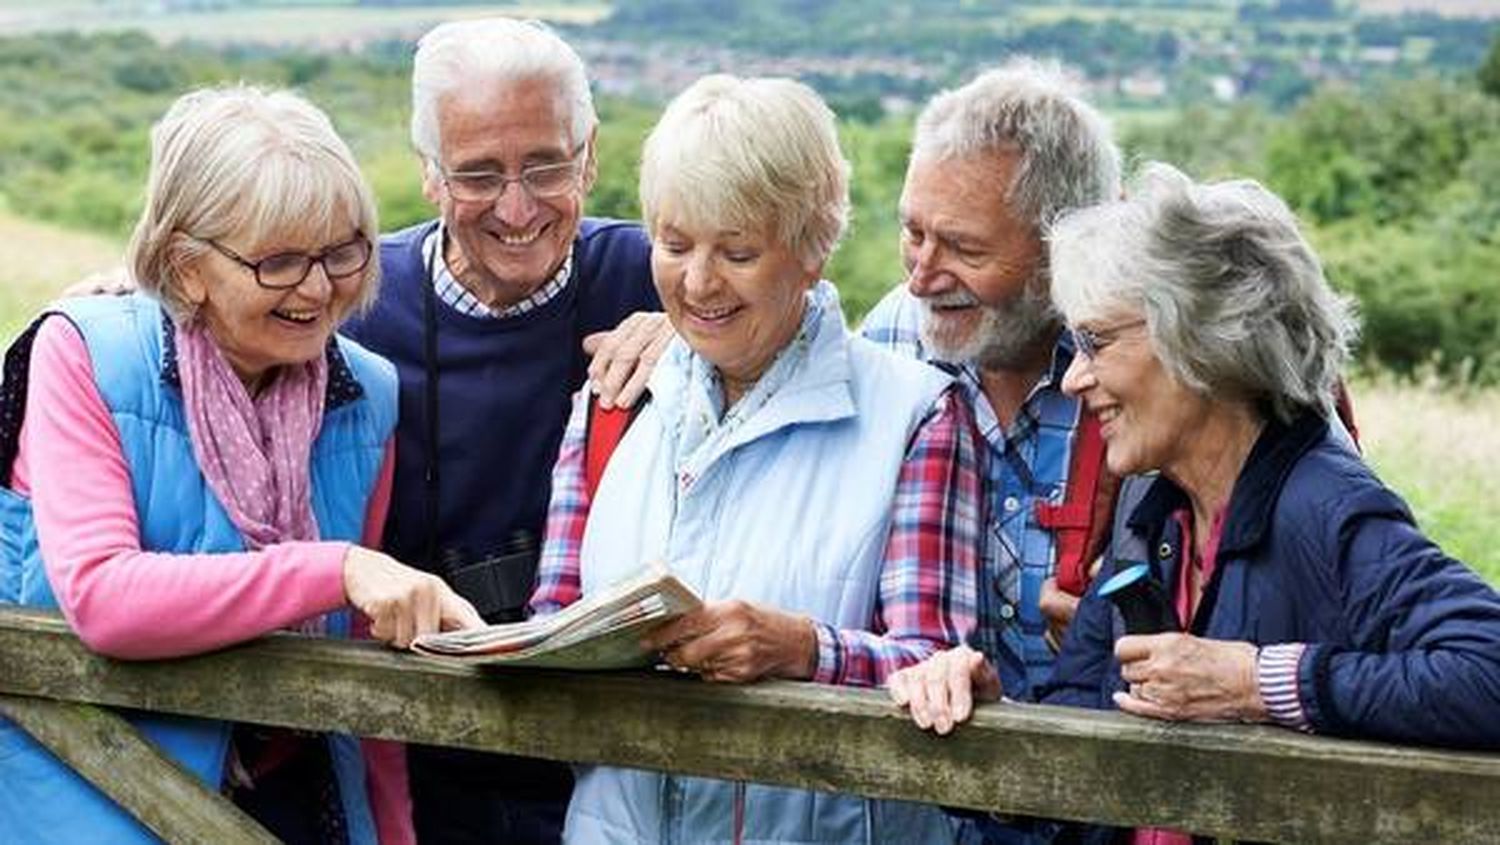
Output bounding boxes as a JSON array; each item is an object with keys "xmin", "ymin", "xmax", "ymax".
[
  {"xmin": 579, "ymin": 125, "xmax": 599, "ymax": 193},
  {"xmin": 169, "ymin": 237, "xmax": 209, "ymax": 308},
  {"xmin": 421, "ymin": 158, "xmax": 443, "ymax": 206},
  {"xmin": 799, "ymin": 261, "xmax": 823, "ymax": 292}
]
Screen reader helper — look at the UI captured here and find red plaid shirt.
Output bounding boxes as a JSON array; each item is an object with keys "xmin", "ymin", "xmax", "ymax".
[{"xmin": 530, "ymin": 386, "xmax": 983, "ymax": 687}]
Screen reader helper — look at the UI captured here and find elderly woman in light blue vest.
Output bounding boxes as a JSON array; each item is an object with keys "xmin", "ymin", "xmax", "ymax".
[
  {"xmin": 531, "ymin": 75, "xmax": 984, "ymax": 844},
  {"xmin": 0, "ymin": 86, "xmax": 480, "ymax": 844}
]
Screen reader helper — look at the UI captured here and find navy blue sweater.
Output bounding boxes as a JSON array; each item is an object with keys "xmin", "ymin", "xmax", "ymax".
[{"xmin": 344, "ymin": 218, "xmax": 657, "ymax": 587}]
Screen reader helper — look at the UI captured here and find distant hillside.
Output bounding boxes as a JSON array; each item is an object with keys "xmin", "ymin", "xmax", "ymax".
[
  {"xmin": 1356, "ymin": 0, "xmax": 1500, "ymax": 17},
  {"xmin": 0, "ymin": 2, "xmax": 608, "ymax": 44}
]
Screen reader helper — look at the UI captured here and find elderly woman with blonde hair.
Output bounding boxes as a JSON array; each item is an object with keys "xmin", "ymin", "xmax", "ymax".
[
  {"xmin": 530, "ymin": 74, "xmax": 984, "ymax": 843},
  {"xmin": 0, "ymin": 86, "xmax": 480, "ymax": 844}
]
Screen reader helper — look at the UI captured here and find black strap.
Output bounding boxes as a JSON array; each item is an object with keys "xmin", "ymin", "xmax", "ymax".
[
  {"xmin": 0, "ymin": 315, "xmax": 52, "ymax": 490},
  {"xmin": 422, "ymin": 237, "xmax": 442, "ymax": 571}
]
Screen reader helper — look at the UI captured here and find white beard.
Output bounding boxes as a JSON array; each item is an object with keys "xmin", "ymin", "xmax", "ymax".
[{"xmin": 920, "ymin": 274, "xmax": 1061, "ymax": 370}]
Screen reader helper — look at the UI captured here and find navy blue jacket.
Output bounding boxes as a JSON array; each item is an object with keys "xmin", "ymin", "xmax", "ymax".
[{"xmin": 1041, "ymin": 412, "xmax": 1500, "ymax": 750}]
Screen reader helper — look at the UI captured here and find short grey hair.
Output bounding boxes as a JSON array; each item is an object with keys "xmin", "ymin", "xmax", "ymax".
[
  {"xmin": 912, "ymin": 58, "xmax": 1121, "ymax": 229},
  {"xmin": 127, "ymin": 85, "xmax": 380, "ymax": 322},
  {"xmin": 1049, "ymin": 162, "xmax": 1358, "ymax": 424},
  {"xmin": 411, "ymin": 17, "xmax": 596, "ymax": 160},
  {"xmin": 639, "ymin": 74, "xmax": 850, "ymax": 270}
]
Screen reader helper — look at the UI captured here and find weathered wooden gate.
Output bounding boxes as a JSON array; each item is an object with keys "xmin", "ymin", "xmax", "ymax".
[{"xmin": 2, "ymin": 606, "xmax": 1498, "ymax": 843}]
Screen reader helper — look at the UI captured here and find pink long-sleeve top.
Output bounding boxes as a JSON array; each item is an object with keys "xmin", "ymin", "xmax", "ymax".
[{"xmin": 12, "ymin": 315, "xmax": 413, "ymax": 844}]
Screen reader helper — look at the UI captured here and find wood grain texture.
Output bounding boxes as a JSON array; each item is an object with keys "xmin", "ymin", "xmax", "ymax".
[
  {"xmin": 0, "ymin": 694, "xmax": 277, "ymax": 844},
  {"xmin": 2, "ymin": 607, "xmax": 1498, "ymax": 843}
]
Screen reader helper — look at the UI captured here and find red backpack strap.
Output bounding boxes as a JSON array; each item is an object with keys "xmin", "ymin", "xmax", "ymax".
[
  {"xmin": 1033, "ymin": 409, "xmax": 1121, "ymax": 597},
  {"xmin": 583, "ymin": 393, "xmax": 646, "ymax": 500},
  {"xmin": 1333, "ymin": 377, "xmax": 1360, "ymax": 451}
]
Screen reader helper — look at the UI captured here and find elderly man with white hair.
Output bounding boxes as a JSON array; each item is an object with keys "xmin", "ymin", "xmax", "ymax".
[
  {"xmin": 340, "ymin": 17, "xmax": 661, "ymax": 844},
  {"xmin": 868, "ymin": 60, "xmax": 1123, "ymax": 706}
]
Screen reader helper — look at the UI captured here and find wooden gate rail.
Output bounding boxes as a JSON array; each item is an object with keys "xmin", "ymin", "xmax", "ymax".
[{"xmin": 2, "ymin": 607, "xmax": 1498, "ymax": 843}]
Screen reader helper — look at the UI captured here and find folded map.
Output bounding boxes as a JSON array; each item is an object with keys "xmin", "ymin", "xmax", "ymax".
[{"xmin": 410, "ymin": 568, "xmax": 701, "ymax": 670}]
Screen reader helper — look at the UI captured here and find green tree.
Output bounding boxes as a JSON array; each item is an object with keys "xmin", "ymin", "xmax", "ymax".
[
  {"xmin": 1480, "ymin": 30, "xmax": 1500, "ymax": 100},
  {"xmin": 1266, "ymin": 79, "xmax": 1500, "ymax": 225}
]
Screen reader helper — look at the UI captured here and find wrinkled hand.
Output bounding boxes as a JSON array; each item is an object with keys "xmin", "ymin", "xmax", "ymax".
[
  {"xmin": 61, "ymin": 267, "xmax": 135, "ymax": 298},
  {"xmin": 642, "ymin": 600, "xmax": 816, "ymax": 684},
  {"xmin": 583, "ymin": 311, "xmax": 674, "ymax": 410},
  {"xmin": 1113, "ymin": 633, "xmax": 1265, "ymax": 723},
  {"xmin": 342, "ymin": 546, "xmax": 484, "ymax": 649},
  {"xmin": 887, "ymin": 645, "xmax": 1002, "ymax": 735},
  {"xmin": 1039, "ymin": 576, "xmax": 1080, "ymax": 652}
]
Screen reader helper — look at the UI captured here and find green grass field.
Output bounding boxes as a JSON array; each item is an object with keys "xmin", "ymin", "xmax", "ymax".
[
  {"xmin": 2, "ymin": 210, "xmax": 1495, "ymax": 585},
  {"xmin": 0, "ymin": 210, "xmax": 122, "ymax": 339},
  {"xmin": 1354, "ymin": 379, "xmax": 1500, "ymax": 582}
]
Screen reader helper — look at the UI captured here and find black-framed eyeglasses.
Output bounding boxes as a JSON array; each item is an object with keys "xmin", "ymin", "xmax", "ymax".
[
  {"xmin": 1071, "ymin": 318, "xmax": 1147, "ymax": 360},
  {"xmin": 202, "ymin": 232, "xmax": 372, "ymax": 290},
  {"xmin": 435, "ymin": 142, "xmax": 587, "ymax": 203}
]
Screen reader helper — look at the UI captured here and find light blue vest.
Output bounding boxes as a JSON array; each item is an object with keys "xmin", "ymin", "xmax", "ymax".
[
  {"xmin": 566, "ymin": 283, "xmax": 959, "ymax": 845},
  {"xmin": 0, "ymin": 294, "xmax": 396, "ymax": 844}
]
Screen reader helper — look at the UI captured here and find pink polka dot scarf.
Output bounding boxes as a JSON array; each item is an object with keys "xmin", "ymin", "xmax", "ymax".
[{"xmin": 175, "ymin": 320, "xmax": 328, "ymax": 551}]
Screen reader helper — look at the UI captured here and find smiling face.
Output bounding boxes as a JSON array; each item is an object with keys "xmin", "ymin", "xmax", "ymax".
[
  {"xmin": 898, "ymin": 150, "xmax": 1060, "ymax": 371},
  {"xmin": 651, "ymin": 220, "xmax": 816, "ymax": 403},
  {"xmin": 430, "ymin": 75, "xmax": 595, "ymax": 308},
  {"xmin": 1060, "ymin": 313, "xmax": 1212, "ymax": 477},
  {"xmin": 179, "ymin": 214, "xmax": 365, "ymax": 390}
]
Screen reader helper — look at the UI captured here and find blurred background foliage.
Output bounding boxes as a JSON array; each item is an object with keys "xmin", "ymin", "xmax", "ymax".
[
  {"xmin": 4, "ymin": 28, "xmax": 1500, "ymax": 382},
  {"xmin": 0, "ymin": 4, "xmax": 1497, "ymax": 578}
]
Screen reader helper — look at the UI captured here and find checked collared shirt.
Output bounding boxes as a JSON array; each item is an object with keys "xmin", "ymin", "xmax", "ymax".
[{"xmin": 860, "ymin": 285, "xmax": 1087, "ymax": 699}]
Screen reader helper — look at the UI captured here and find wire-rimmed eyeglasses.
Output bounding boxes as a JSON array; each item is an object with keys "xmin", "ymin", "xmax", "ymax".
[
  {"xmin": 1070, "ymin": 318, "xmax": 1147, "ymax": 360},
  {"xmin": 434, "ymin": 142, "xmax": 588, "ymax": 203}
]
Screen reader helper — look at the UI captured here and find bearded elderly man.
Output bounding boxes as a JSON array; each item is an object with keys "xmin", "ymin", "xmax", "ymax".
[
  {"xmin": 859, "ymin": 58, "xmax": 1123, "ymax": 845},
  {"xmin": 340, "ymin": 18, "xmax": 661, "ymax": 845},
  {"xmin": 862, "ymin": 60, "xmax": 1122, "ymax": 705}
]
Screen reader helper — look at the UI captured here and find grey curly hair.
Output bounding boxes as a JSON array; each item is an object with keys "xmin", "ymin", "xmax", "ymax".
[{"xmin": 1049, "ymin": 162, "xmax": 1358, "ymax": 423}]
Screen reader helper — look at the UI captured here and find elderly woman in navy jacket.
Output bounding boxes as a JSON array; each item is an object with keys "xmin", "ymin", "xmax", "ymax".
[{"xmin": 891, "ymin": 163, "xmax": 1500, "ymax": 751}]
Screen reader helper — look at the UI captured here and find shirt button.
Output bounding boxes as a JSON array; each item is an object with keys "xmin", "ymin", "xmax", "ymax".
[
  {"xmin": 1003, "ymin": 496, "xmax": 1020, "ymax": 513},
  {"xmin": 1158, "ymin": 542, "xmax": 1174, "ymax": 559},
  {"xmin": 998, "ymin": 603, "xmax": 1016, "ymax": 620}
]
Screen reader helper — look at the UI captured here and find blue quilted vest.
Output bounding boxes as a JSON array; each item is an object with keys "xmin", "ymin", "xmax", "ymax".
[{"xmin": 0, "ymin": 294, "xmax": 396, "ymax": 844}]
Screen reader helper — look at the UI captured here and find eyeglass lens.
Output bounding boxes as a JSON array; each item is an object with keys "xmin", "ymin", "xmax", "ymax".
[
  {"xmin": 444, "ymin": 147, "xmax": 584, "ymax": 202},
  {"xmin": 258, "ymin": 238, "xmax": 370, "ymax": 288}
]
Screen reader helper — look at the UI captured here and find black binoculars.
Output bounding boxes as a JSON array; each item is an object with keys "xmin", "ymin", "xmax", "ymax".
[
  {"xmin": 1097, "ymin": 562, "xmax": 1179, "ymax": 635},
  {"xmin": 443, "ymin": 531, "xmax": 540, "ymax": 624}
]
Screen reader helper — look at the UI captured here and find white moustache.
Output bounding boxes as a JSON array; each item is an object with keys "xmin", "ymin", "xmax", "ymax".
[{"xmin": 924, "ymin": 290, "xmax": 981, "ymax": 309}]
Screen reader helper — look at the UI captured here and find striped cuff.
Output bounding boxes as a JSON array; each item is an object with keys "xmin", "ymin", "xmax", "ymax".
[
  {"xmin": 811, "ymin": 621, "xmax": 841, "ymax": 685},
  {"xmin": 1257, "ymin": 642, "xmax": 1312, "ymax": 731}
]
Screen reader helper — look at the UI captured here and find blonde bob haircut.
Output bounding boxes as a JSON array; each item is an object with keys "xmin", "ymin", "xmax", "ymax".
[
  {"xmin": 128, "ymin": 85, "xmax": 381, "ymax": 322},
  {"xmin": 639, "ymin": 74, "xmax": 850, "ymax": 271}
]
